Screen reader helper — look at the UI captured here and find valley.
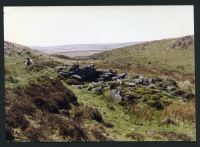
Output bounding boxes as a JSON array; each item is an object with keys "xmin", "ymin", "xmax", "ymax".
[{"xmin": 4, "ymin": 35, "xmax": 196, "ymax": 142}]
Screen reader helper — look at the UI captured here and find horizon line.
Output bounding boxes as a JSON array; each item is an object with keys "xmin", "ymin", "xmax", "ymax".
[{"xmin": 5, "ymin": 34, "xmax": 194, "ymax": 48}]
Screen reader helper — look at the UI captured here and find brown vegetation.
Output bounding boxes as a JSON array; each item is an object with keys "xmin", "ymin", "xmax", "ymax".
[
  {"xmin": 162, "ymin": 102, "xmax": 195, "ymax": 123},
  {"xmin": 126, "ymin": 133, "xmax": 144, "ymax": 141},
  {"xmin": 5, "ymin": 76, "xmax": 111, "ymax": 141},
  {"xmin": 147, "ymin": 131, "xmax": 193, "ymax": 141},
  {"xmin": 94, "ymin": 62, "xmax": 195, "ymax": 84}
]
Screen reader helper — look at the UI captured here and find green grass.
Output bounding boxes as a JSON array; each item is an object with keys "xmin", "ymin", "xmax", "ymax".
[
  {"xmin": 5, "ymin": 54, "xmax": 58, "ymax": 88},
  {"xmin": 90, "ymin": 36, "xmax": 195, "ymax": 75},
  {"xmin": 65, "ymin": 85, "xmax": 196, "ymax": 141},
  {"xmin": 5, "ymin": 40, "xmax": 196, "ymax": 141}
]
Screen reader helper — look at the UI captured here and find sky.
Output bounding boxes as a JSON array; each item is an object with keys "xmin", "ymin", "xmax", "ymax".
[{"xmin": 4, "ymin": 6, "xmax": 194, "ymax": 46}]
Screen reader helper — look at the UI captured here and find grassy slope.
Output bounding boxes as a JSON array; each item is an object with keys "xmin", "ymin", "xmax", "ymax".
[
  {"xmin": 67, "ymin": 85, "xmax": 195, "ymax": 141},
  {"xmin": 89, "ymin": 36, "xmax": 195, "ymax": 75},
  {"xmin": 5, "ymin": 43, "xmax": 115, "ymax": 141},
  {"xmin": 5, "ymin": 40, "xmax": 196, "ymax": 141}
]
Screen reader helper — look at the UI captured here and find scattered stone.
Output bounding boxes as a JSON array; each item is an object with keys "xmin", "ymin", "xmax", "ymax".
[
  {"xmin": 148, "ymin": 84, "xmax": 156, "ymax": 89},
  {"xmin": 71, "ymin": 75, "xmax": 82, "ymax": 80},
  {"xmin": 58, "ymin": 71, "xmax": 71, "ymax": 77},
  {"xmin": 100, "ymin": 74, "xmax": 112, "ymax": 81},
  {"xmin": 109, "ymin": 89, "xmax": 123, "ymax": 102},
  {"xmin": 118, "ymin": 73, "xmax": 127, "ymax": 79},
  {"xmin": 112, "ymin": 77, "xmax": 118, "ymax": 81},
  {"xmin": 98, "ymin": 81, "xmax": 107, "ymax": 87},
  {"xmin": 69, "ymin": 64, "xmax": 79, "ymax": 72},
  {"xmin": 92, "ymin": 87, "xmax": 103, "ymax": 95},
  {"xmin": 72, "ymin": 85, "xmax": 83, "ymax": 89},
  {"xmin": 125, "ymin": 82, "xmax": 136, "ymax": 87},
  {"xmin": 117, "ymin": 79, "xmax": 124, "ymax": 85},
  {"xmin": 148, "ymin": 78, "xmax": 154, "ymax": 83},
  {"xmin": 167, "ymin": 86, "xmax": 176, "ymax": 91},
  {"xmin": 87, "ymin": 82, "xmax": 97, "ymax": 91},
  {"xmin": 55, "ymin": 66, "xmax": 65, "ymax": 72},
  {"xmin": 134, "ymin": 78, "xmax": 143, "ymax": 84},
  {"xmin": 106, "ymin": 81, "xmax": 120, "ymax": 90},
  {"xmin": 97, "ymin": 78, "xmax": 104, "ymax": 81}
]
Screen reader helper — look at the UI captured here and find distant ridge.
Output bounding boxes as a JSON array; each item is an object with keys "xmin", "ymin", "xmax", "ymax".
[{"xmin": 30, "ymin": 42, "xmax": 140, "ymax": 54}]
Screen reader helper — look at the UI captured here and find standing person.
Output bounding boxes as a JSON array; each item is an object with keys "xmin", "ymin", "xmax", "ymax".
[{"xmin": 25, "ymin": 57, "xmax": 33, "ymax": 66}]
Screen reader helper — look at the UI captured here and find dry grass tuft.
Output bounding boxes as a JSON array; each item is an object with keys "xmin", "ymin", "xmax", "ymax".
[
  {"xmin": 162, "ymin": 102, "xmax": 195, "ymax": 123},
  {"xmin": 128, "ymin": 104, "xmax": 156, "ymax": 121}
]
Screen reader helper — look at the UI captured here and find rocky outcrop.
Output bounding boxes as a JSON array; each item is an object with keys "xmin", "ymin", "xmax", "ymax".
[
  {"xmin": 171, "ymin": 36, "xmax": 194, "ymax": 49},
  {"xmin": 56, "ymin": 64, "xmax": 195, "ymax": 110},
  {"xmin": 56, "ymin": 64, "xmax": 128, "ymax": 83}
]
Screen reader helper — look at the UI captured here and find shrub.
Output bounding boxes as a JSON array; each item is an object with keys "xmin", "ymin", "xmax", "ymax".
[
  {"xmin": 149, "ymin": 101, "xmax": 164, "ymax": 110},
  {"xmin": 9, "ymin": 100, "xmax": 36, "ymax": 116},
  {"xmin": 25, "ymin": 77, "xmax": 79, "ymax": 112},
  {"xmin": 6, "ymin": 112, "xmax": 30, "ymax": 130},
  {"xmin": 173, "ymin": 89, "xmax": 185, "ymax": 96},
  {"xmin": 90, "ymin": 108, "xmax": 104, "ymax": 123},
  {"xmin": 58, "ymin": 119, "xmax": 88, "ymax": 141},
  {"xmin": 156, "ymin": 132, "xmax": 193, "ymax": 141},
  {"xmin": 91, "ymin": 129, "xmax": 110, "ymax": 141},
  {"xmin": 25, "ymin": 127, "xmax": 46, "ymax": 142},
  {"xmin": 33, "ymin": 97, "xmax": 59, "ymax": 113}
]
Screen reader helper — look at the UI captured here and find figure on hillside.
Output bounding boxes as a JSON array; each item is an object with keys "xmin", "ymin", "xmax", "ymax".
[
  {"xmin": 90, "ymin": 62, "xmax": 94, "ymax": 68},
  {"xmin": 25, "ymin": 57, "xmax": 33, "ymax": 66}
]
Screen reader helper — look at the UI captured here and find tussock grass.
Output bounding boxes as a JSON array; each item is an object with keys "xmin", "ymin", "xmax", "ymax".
[{"xmin": 162, "ymin": 101, "xmax": 195, "ymax": 123}]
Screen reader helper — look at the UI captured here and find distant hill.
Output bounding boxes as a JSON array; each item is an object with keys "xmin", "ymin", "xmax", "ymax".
[
  {"xmin": 89, "ymin": 35, "xmax": 195, "ymax": 75},
  {"xmin": 30, "ymin": 42, "xmax": 140, "ymax": 55},
  {"xmin": 4, "ymin": 41, "xmax": 39, "ymax": 55}
]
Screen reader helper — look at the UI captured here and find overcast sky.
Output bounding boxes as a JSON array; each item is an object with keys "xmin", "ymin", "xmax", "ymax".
[{"xmin": 4, "ymin": 6, "xmax": 194, "ymax": 46}]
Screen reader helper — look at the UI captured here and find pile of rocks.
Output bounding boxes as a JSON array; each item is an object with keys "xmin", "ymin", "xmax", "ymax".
[
  {"xmin": 133, "ymin": 75, "xmax": 154, "ymax": 85},
  {"xmin": 55, "ymin": 64, "xmax": 195, "ymax": 110},
  {"xmin": 56, "ymin": 64, "xmax": 100, "ymax": 81},
  {"xmin": 56, "ymin": 64, "xmax": 127, "ymax": 82},
  {"xmin": 97, "ymin": 69, "xmax": 117, "ymax": 81}
]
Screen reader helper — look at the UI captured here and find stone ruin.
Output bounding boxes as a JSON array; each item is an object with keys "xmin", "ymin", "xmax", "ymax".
[
  {"xmin": 55, "ymin": 64, "xmax": 195, "ymax": 110},
  {"xmin": 56, "ymin": 64, "xmax": 128, "ymax": 82}
]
